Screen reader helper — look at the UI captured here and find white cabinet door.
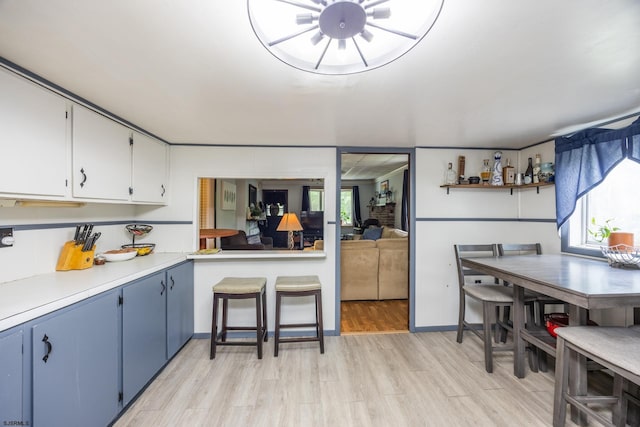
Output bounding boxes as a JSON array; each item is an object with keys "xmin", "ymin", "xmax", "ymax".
[
  {"xmin": 0, "ymin": 68, "xmax": 67, "ymax": 197},
  {"xmin": 131, "ymin": 131, "xmax": 168, "ymax": 204},
  {"xmin": 72, "ymin": 104, "xmax": 131, "ymax": 201}
]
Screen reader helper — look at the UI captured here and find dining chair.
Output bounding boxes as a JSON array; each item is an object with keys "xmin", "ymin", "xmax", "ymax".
[
  {"xmin": 454, "ymin": 244, "xmax": 517, "ymax": 373},
  {"xmin": 497, "ymin": 243, "xmax": 566, "ymax": 372}
]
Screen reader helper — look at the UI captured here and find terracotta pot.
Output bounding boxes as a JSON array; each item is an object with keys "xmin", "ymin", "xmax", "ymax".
[{"xmin": 607, "ymin": 232, "xmax": 634, "ymax": 249}]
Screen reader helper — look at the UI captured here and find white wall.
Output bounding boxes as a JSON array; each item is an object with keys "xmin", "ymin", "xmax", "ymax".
[
  {"xmin": 413, "ymin": 144, "xmax": 562, "ymax": 328},
  {"xmin": 166, "ymin": 145, "xmax": 337, "ymax": 334},
  {"xmin": 0, "ymin": 204, "xmax": 139, "ymax": 282}
]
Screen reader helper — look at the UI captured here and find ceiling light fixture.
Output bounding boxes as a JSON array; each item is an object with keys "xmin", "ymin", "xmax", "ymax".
[{"xmin": 248, "ymin": 0, "xmax": 444, "ymax": 75}]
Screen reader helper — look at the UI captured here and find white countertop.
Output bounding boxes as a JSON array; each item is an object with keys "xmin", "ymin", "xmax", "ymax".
[
  {"xmin": 187, "ymin": 250, "xmax": 326, "ymax": 260},
  {"xmin": 0, "ymin": 252, "xmax": 187, "ymax": 332}
]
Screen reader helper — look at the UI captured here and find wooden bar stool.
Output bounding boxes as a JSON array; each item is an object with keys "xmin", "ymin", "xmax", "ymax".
[
  {"xmin": 210, "ymin": 277, "xmax": 268, "ymax": 359},
  {"xmin": 274, "ymin": 275, "xmax": 324, "ymax": 357}
]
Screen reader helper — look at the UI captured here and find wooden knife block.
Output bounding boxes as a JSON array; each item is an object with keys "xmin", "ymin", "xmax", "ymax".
[{"xmin": 56, "ymin": 241, "xmax": 95, "ymax": 271}]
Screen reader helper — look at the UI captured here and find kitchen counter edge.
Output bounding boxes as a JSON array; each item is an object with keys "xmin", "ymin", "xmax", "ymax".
[{"xmin": 0, "ymin": 252, "xmax": 187, "ymax": 332}]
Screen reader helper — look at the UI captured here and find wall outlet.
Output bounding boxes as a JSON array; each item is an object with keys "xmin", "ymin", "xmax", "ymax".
[{"xmin": 0, "ymin": 228, "xmax": 14, "ymax": 248}]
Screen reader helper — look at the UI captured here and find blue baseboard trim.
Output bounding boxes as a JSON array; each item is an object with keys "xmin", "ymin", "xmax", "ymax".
[
  {"xmin": 413, "ymin": 325, "xmax": 458, "ymax": 333},
  {"xmin": 193, "ymin": 329, "xmax": 339, "ymax": 340}
]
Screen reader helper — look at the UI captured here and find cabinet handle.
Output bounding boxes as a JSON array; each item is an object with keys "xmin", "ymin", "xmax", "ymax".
[
  {"xmin": 161, "ymin": 184, "xmax": 166, "ymax": 197},
  {"xmin": 170, "ymin": 276, "xmax": 175, "ymax": 290},
  {"xmin": 80, "ymin": 168, "xmax": 87, "ymax": 188},
  {"xmin": 161, "ymin": 280, "xmax": 166, "ymax": 296},
  {"xmin": 42, "ymin": 334, "xmax": 53, "ymax": 363}
]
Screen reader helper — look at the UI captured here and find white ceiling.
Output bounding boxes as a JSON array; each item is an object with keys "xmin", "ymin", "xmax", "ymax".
[
  {"xmin": 0, "ymin": 0, "xmax": 639, "ymax": 151},
  {"xmin": 341, "ymin": 153, "xmax": 408, "ymax": 180}
]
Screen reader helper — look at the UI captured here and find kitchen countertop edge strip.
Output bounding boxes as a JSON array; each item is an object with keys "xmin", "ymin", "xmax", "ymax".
[{"xmin": 0, "ymin": 252, "xmax": 187, "ymax": 332}]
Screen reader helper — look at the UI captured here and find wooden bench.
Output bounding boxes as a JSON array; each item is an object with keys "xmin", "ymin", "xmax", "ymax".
[{"xmin": 553, "ymin": 326, "xmax": 640, "ymax": 426}]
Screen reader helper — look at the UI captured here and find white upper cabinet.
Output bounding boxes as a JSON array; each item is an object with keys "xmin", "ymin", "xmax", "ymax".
[
  {"xmin": 0, "ymin": 68, "xmax": 68, "ymax": 197},
  {"xmin": 131, "ymin": 131, "xmax": 168, "ymax": 204},
  {"xmin": 72, "ymin": 104, "xmax": 131, "ymax": 201}
]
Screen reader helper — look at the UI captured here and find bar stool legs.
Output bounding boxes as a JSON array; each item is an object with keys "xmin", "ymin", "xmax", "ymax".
[
  {"xmin": 210, "ymin": 277, "xmax": 268, "ymax": 360},
  {"xmin": 274, "ymin": 275, "xmax": 324, "ymax": 357}
]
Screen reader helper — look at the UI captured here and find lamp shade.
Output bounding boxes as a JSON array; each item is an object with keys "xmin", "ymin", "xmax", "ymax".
[{"xmin": 277, "ymin": 213, "xmax": 303, "ymax": 232}]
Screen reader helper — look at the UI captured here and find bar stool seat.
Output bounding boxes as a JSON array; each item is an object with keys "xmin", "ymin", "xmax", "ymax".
[
  {"xmin": 210, "ymin": 277, "xmax": 268, "ymax": 360},
  {"xmin": 553, "ymin": 326, "xmax": 640, "ymax": 426},
  {"xmin": 274, "ymin": 275, "xmax": 324, "ymax": 357}
]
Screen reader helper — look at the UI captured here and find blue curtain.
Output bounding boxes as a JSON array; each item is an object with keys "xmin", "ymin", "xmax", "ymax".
[
  {"xmin": 352, "ymin": 186, "xmax": 361, "ymax": 227},
  {"xmin": 627, "ymin": 117, "xmax": 640, "ymax": 162},
  {"xmin": 301, "ymin": 186, "xmax": 310, "ymax": 211},
  {"xmin": 555, "ymin": 117, "xmax": 640, "ymax": 229},
  {"xmin": 401, "ymin": 169, "xmax": 409, "ymax": 231}
]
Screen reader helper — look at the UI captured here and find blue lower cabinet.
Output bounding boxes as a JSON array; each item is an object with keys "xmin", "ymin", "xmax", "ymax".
[
  {"xmin": 167, "ymin": 261, "xmax": 194, "ymax": 358},
  {"xmin": 0, "ymin": 327, "xmax": 23, "ymax": 423},
  {"xmin": 31, "ymin": 290, "xmax": 119, "ymax": 427},
  {"xmin": 122, "ymin": 271, "xmax": 168, "ymax": 406}
]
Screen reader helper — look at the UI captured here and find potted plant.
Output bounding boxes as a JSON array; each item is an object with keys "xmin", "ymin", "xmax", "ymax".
[{"xmin": 588, "ymin": 218, "xmax": 634, "ymax": 248}]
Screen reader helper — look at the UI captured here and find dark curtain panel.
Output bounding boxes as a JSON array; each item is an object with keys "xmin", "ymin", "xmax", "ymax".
[
  {"xmin": 627, "ymin": 117, "xmax": 640, "ymax": 162},
  {"xmin": 401, "ymin": 169, "xmax": 409, "ymax": 231},
  {"xmin": 302, "ymin": 185, "xmax": 310, "ymax": 211},
  {"xmin": 352, "ymin": 186, "xmax": 361, "ymax": 227},
  {"xmin": 555, "ymin": 117, "xmax": 640, "ymax": 229}
]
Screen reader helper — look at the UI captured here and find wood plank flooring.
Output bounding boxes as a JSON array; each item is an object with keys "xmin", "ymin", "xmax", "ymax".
[
  {"xmin": 341, "ymin": 300, "xmax": 409, "ymax": 334},
  {"xmin": 113, "ymin": 331, "xmax": 596, "ymax": 427}
]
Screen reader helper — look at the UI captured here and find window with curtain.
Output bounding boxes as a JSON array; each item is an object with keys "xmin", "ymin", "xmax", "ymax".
[
  {"xmin": 564, "ymin": 159, "xmax": 640, "ymax": 253},
  {"xmin": 308, "ymin": 188, "xmax": 324, "ymax": 210},
  {"xmin": 340, "ymin": 188, "xmax": 353, "ymax": 226},
  {"xmin": 558, "ymin": 117, "xmax": 640, "ymax": 255},
  {"xmin": 198, "ymin": 178, "xmax": 214, "ymax": 228}
]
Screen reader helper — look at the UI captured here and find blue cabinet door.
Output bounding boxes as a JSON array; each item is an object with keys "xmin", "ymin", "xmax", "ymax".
[
  {"xmin": 167, "ymin": 261, "xmax": 194, "ymax": 358},
  {"xmin": 0, "ymin": 328, "xmax": 23, "ymax": 423},
  {"xmin": 122, "ymin": 271, "xmax": 167, "ymax": 406},
  {"xmin": 31, "ymin": 291, "xmax": 119, "ymax": 427}
]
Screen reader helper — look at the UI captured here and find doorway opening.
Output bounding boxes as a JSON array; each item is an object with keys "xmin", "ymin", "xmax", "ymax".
[{"xmin": 339, "ymin": 151, "xmax": 411, "ymax": 334}]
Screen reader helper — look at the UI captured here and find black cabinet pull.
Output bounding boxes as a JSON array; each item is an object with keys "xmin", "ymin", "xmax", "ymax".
[
  {"xmin": 160, "ymin": 280, "xmax": 166, "ymax": 296},
  {"xmin": 80, "ymin": 168, "xmax": 87, "ymax": 188},
  {"xmin": 161, "ymin": 184, "xmax": 166, "ymax": 197},
  {"xmin": 42, "ymin": 334, "xmax": 52, "ymax": 363},
  {"xmin": 170, "ymin": 276, "xmax": 175, "ymax": 290}
]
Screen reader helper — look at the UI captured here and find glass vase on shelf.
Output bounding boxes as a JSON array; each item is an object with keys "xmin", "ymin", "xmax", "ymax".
[
  {"xmin": 480, "ymin": 159, "xmax": 491, "ymax": 185},
  {"xmin": 444, "ymin": 162, "xmax": 457, "ymax": 185},
  {"xmin": 491, "ymin": 151, "xmax": 503, "ymax": 186}
]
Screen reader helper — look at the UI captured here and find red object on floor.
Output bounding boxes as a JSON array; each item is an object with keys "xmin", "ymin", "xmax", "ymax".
[{"xmin": 545, "ymin": 313, "xmax": 598, "ymax": 338}]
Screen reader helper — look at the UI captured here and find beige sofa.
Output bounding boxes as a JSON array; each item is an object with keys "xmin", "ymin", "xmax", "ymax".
[{"xmin": 340, "ymin": 227, "xmax": 408, "ymax": 301}]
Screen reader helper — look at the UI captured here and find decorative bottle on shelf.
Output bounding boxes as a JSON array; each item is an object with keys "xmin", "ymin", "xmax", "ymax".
[
  {"xmin": 502, "ymin": 158, "xmax": 516, "ymax": 185},
  {"xmin": 533, "ymin": 154, "xmax": 541, "ymax": 184},
  {"xmin": 491, "ymin": 151, "xmax": 503, "ymax": 186},
  {"xmin": 480, "ymin": 159, "xmax": 491, "ymax": 184},
  {"xmin": 524, "ymin": 157, "xmax": 534, "ymax": 184},
  {"xmin": 444, "ymin": 162, "xmax": 457, "ymax": 185}
]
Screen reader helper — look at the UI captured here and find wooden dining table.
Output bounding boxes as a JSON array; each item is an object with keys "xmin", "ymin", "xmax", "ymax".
[
  {"xmin": 460, "ymin": 254, "xmax": 640, "ymax": 420},
  {"xmin": 199, "ymin": 228, "xmax": 238, "ymax": 250}
]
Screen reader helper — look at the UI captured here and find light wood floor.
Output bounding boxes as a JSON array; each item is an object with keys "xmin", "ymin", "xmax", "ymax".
[
  {"xmin": 341, "ymin": 300, "xmax": 408, "ymax": 334},
  {"xmin": 113, "ymin": 331, "xmax": 596, "ymax": 427}
]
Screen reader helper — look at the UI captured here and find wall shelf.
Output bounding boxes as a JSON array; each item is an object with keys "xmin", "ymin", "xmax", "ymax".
[{"xmin": 440, "ymin": 181, "xmax": 554, "ymax": 195}]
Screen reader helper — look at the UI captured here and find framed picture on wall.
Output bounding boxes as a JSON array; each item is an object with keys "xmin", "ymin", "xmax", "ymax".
[
  {"xmin": 248, "ymin": 184, "xmax": 257, "ymax": 207},
  {"xmin": 380, "ymin": 180, "xmax": 389, "ymax": 193},
  {"xmin": 221, "ymin": 181, "xmax": 236, "ymax": 210}
]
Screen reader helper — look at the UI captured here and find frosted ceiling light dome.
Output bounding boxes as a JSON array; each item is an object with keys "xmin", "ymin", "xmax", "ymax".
[{"xmin": 248, "ymin": 0, "xmax": 444, "ymax": 75}]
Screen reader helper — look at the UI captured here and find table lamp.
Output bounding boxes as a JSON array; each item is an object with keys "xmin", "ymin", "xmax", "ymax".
[{"xmin": 277, "ymin": 213, "xmax": 303, "ymax": 250}]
